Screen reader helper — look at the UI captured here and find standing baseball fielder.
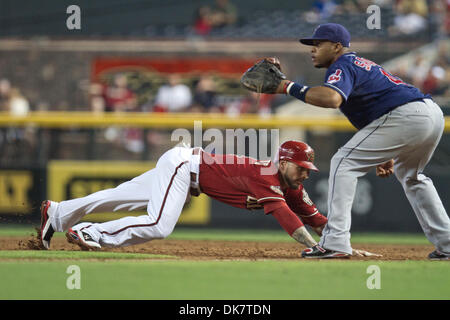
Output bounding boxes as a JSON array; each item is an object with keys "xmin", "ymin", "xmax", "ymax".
[
  {"xmin": 40, "ymin": 141, "xmax": 346, "ymax": 252},
  {"xmin": 242, "ymin": 23, "xmax": 449, "ymax": 260}
]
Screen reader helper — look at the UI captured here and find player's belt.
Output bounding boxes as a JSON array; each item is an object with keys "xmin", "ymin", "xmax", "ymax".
[
  {"xmin": 192, "ymin": 147, "xmax": 201, "ymax": 156},
  {"xmin": 190, "ymin": 148, "xmax": 202, "ymax": 197}
]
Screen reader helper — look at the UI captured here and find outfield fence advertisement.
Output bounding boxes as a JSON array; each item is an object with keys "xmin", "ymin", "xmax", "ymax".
[{"xmin": 0, "ymin": 168, "xmax": 45, "ymax": 218}]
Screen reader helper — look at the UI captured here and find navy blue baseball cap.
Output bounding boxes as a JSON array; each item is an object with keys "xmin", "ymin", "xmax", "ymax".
[{"xmin": 299, "ymin": 23, "xmax": 351, "ymax": 47}]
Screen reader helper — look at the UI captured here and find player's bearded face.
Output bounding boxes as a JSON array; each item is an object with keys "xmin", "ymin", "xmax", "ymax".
[
  {"xmin": 280, "ymin": 161, "xmax": 310, "ymax": 189},
  {"xmin": 310, "ymin": 40, "xmax": 339, "ymax": 68}
]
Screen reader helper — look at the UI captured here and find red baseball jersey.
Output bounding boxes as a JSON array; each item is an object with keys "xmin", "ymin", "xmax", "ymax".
[{"xmin": 199, "ymin": 151, "xmax": 324, "ymax": 227}]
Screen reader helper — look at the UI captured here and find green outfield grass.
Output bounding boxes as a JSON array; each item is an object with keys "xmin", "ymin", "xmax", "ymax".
[
  {"xmin": 0, "ymin": 258, "xmax": 448, "ymax": 299},
  {"xmin": 0, "ymin": 225, "xmax": 448, "ymax": 300}
]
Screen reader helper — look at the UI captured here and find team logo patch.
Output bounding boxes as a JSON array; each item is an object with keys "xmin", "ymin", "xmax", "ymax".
[
  {"xmin": 303, "ymin": 145, "xmax": 315, "ymax": 163},
  {"xmin": 306, "ymin": 150, "xmax": 315, "ymax": 163},
  {"xmin": 302, "ymin": 189, "xmax": 313, "ymax": 206},
  {"xmin": 270, "ymin": 186, "xmax": 284, "ymax": 196},
  {"xmin": 327, "ymin": 69, "xmax": 342, "ymax": 84}
]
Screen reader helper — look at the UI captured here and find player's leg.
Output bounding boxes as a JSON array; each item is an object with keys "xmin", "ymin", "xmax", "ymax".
[
  {"xmin": 41, "ymin": 167, "xmax": 155, "ymax": 249},
  {"xmin": 50, "ymin": 169, "xmax": 155, "ymax": 232},
  {"xmin": 318, "ymin": 147, "xmax": 381, "ymax": 254},
  {"xmin": 393, "ymin": 100, "xmax": 450, "ymax": 254},
  {"xmin": 319, "ymin": 112, "xmax": 405, "ymax": 254},
  {"xmin": 317, "ymin": 99, "xmax": 449, "ymax": 257},
  {"xmin": 81, "ymin": 147, "xmax": 192, "ymax": 247}
]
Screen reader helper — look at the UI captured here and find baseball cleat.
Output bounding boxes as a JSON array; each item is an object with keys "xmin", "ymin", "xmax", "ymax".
[
  {"xmin": 40, "ymin": 200, "xmax": 56, "ymax": 250},
  {"xmin": 66, "ymin": 228, "xmax": 101, "ymax": 251},
  {"xmin": 301, "ymin": 244, "xmax": 350, "ymax": 259},
  {"xmin": 428, "ymin": 250, "xmax": 450, "ymax": 261}
]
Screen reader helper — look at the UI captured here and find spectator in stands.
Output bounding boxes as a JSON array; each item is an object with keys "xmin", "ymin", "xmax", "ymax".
[
  {"xmin": 304, "ymin": 0, "xmax": 338, "ymax": 23},
  {"xmin": 8, "ymin": 88, "xmax": 30, "ymax": 116},
  {"xmin": 334, "ymin": 0, "xmax": 362, "ymax": 14},
  {"xmin": 335, "ymin": 0, "xmax": 393, "ymax": 14},
  {"xmin": 407, "ymin": 55, "xmax": 430, "ymax": 88},
  {"xmin": 389, "ymin": 0, "xmax": 429, "ymax": 36},
  {"xmin": 193, "ymin": 6, "xmax": 213, "ymax": 36},
  {"xmin": 414, "ymin": 40, "xmax": 449, "ymax": 96},
  {"xmin": 97, "ymin": 75, "xmax": 142, "ymax": 154},
  {"xmin": 422, "ymin": 65, "xmax": 448, "ymax": 95},
  {"xmin": 399, "ymin": 0, "xmax": 429, "ymax": 17},
  {"xmin": 89, "ymin": 82, "xmax": 106, "ymax": 113},
  {"xmin": 191, "ymin": 75, "xmax": 220, "ymax": 113},
  {"xmin": 436, "ymin": 39, "xmax": 450, "ymax": 67},
  {"xmin": 0, "ymin": 80, "xmax": 29, "ymax": 116},
  {"xmin": 446, "ymin": 0, "xmax": 450, "ymax": 36},
  {"xmin": 226, "ymin": 92, "xmax": 275, "ymax": 116},
  {"xmin": 427, "ymin": 0, "xmax": 445, "ymax": 38},
  {"xmin": 153, "ymin": 74, "xmax": 192, "ymax": 112},
  {"xmin": 102, "ymin": 74, "xmax": 137, "ymax": 112},
  {"xmin": 0, "ymin": 84, "xmax": 35, "ymax": 163},
  {"xmin": 0, "ymin": 78, "xmax": 11, "ymax": 111},
  {"xmin": 209, "ymin": 0, "xmax": 238, "ymax": 28},
  {"xmin": 146, "ymin": 74, "xmax": 193, "ymax": 155}
]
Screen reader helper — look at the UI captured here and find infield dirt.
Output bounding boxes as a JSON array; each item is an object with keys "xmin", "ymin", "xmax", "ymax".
[{"xmin": 0, "ymin": 233, "xmax": 435, "ymax": 261}]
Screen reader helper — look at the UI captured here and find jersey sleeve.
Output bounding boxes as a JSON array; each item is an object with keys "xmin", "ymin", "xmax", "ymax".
[
  {"xmin": 270, "ymin": 204, "xmax": 304, "ymax": 236},
  {"xmin": 323, "ymin": 63, "xmax": 354, "ymax": 101},
  {"xmin": 250, "ymin": 182, "xmax": 286, "ymax": 209},
  {"xmin": 247, "ymin": 171, "xmax": 286, "ymax": 210},
  {"xmin": 285, "ymin": 187, "xmax": 327, "ymax": 227}
]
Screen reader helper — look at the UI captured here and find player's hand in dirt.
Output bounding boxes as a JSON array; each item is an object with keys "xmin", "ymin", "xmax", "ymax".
[
  {"xmin": 352, "ymin": 248, "xmax": 383, "ymax": 257},
  {"xmin": 376, "ymin": 159, "xmax": 394, "ymax": 178}
]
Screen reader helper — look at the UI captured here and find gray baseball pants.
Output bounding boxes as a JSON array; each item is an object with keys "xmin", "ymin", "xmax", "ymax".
[{"xmin": 319, "ymin": 99, "xmax": 450, "ymax": 255}]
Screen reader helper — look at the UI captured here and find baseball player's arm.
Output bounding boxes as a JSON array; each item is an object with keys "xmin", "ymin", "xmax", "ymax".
[
  {"xmin": 290, "ymin": 226, "xmax": 318, "ymax": 248},
  {"xmin": 276, "ymin": 80, "xmax": 343, "ymax": 108},
  {"xmin": 267, "ymin": 202, "xmax": 317, "ymax": 248},
  {"xmin": 285, "ymin": 188, "xmax": 327, "ymax": 236}
]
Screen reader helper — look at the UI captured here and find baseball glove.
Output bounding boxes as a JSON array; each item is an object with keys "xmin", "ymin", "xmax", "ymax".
[{"xmin": 240, "ymin": 57, "xmax": 287, "ymax": 94}]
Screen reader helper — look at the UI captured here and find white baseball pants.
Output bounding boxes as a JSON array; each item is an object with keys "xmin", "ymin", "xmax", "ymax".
[
  {"xmin": 320, "ymin": 99, "xmax": 450, "ymax": 255},
  {"xmin": 50, "ymin": 147, "xmax": 199, "ymax": 247}
]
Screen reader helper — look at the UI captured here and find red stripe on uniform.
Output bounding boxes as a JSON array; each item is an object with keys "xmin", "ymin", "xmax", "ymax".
[{"xmin": 100, "ymin": 161, "xmax": 188, "ymax": 236}]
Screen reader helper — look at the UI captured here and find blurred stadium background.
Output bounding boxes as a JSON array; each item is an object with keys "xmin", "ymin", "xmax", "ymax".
[{"xmin": 0, "ymin": 0, "xmax": 449, "ymax": 233}]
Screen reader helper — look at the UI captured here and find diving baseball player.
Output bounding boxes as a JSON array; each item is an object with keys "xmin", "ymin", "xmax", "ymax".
[
  {"xmin": 241, "ymin": 23, "xmax": 450, "ymax": 260},
  {"xmin": 40, "ymin": 141, "xmax": 335, "ymax": 252}
]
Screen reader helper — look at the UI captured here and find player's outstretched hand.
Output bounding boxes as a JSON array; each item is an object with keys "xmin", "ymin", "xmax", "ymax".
[
  {"xmin": 376, "ymin": 159, "xmax": 394, "ymax": 178},
  {"xmin": 352, "ymin": 249, "xmax": 383, "ymax": 257}
]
